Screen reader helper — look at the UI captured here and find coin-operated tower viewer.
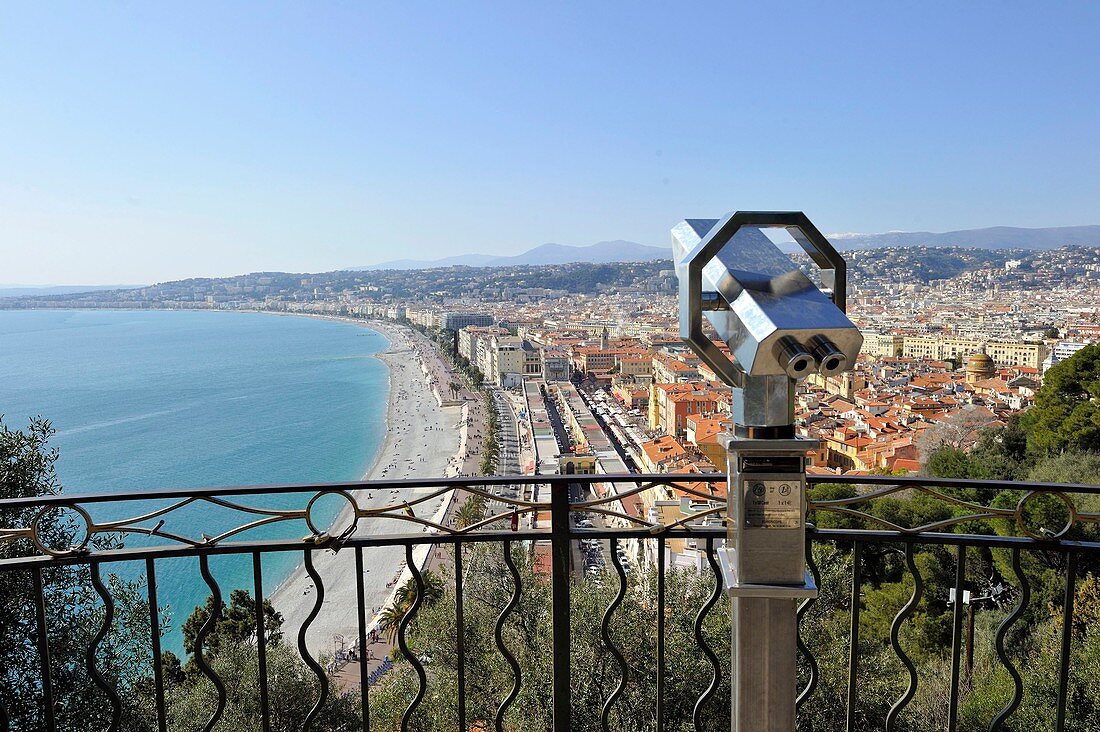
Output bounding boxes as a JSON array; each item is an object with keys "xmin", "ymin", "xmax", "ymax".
[{"xmin": 673, "ymin": 212, "xmax": 863, "ymax": 732}]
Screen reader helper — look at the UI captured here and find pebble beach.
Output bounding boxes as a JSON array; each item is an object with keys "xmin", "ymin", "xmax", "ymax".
[{"xmin": 270, "ymin": 319, "xmax": 481, "ymax": 657}]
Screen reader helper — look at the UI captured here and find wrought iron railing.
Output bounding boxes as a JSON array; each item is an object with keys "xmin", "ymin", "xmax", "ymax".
[{"xmin": 1, "ymin": 473, "xmax": 1099, "ymax": 731}]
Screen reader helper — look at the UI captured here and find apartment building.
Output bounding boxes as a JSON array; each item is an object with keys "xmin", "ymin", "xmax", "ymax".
[
  {"xmin": 440, "ymin": 312, "xmax": 494, "ymax": 331},
  {"xmin": 458, "ymin": 325, "xmax": 509, "ymax": 362},
  {"xmin": 861, "ymin": 332, "xmax": 904, "ymax": 358},
  {"xmin": 985, "ymin": 340, "xmax": 1048, "ymax": 369},
  {"xmin": 541, "ymin": 348, "xmax": 571, "ymax": 381},
  {"xmin": 901, "ymin": 335, "xmax": 1047, "ymax": 369}
]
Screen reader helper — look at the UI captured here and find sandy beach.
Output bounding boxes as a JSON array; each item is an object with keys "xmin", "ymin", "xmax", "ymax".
[{"xmin": 269, "ymin": 318, "xmax": 483, "ymax": 658}]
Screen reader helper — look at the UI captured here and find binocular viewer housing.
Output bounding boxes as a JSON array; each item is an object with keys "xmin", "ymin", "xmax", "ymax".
[{"xmin": 673, "ymin": 212, "xmax": 863, "ymax": 387}]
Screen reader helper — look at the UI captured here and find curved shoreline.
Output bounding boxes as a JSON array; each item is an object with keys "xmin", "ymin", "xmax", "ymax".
[{"xmin": 268, "ymin": 316, "xmax": 478, "ymax": 656}]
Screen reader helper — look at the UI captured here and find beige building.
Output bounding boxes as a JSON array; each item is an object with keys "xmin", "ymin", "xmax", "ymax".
[
  {"xmin": 861, "ymin": 332, "xmax": 904, "ymax": 358},
  {"xmin": 458, "ymin": 326, "xmax": 509, "ymax": 363},
  {"xmin": 986, "ymin": 341, "xmax": 1047, "ymax": 369},
  {"xmin": 487, "ymin": 335, "xmax": 526, "ymax": 386},
  {"xmin": 901, "ymin": 335, "xmax": 1046, "ymax": 369}
]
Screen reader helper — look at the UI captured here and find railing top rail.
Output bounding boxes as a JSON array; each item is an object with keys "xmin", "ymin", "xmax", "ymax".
[{"xmin": 3, "ymin": 472, "xmax": 1099, "ymax": 511}]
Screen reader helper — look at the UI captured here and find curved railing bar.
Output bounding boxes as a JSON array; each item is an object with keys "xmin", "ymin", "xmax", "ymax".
[
  {"xmin": 90, "ymin": 494, "xmax": 303, "ymax": 535},
  {"xmin": 885, "ymin": 544, "xmax": 923, "ymax": 731},
  {"xmin": 796, "ymin": 543, "xmax": 820, "ymax": 708},
  {"xmin": 89, "ymin": 496, "xmax": 204, "ymax": 530},
  {"xmin": 809, "ymin": 482, "xmax": 916, "ymax": 506},
  {"xmin": 914, "ymin": 485, "xmax": 1017, "ymax": 517},
  {"xmin": 205, "ymin": 513, "xmax": 306, "ymax": 544},
  {"xmin": 299, "ymin": 550, "xmax": 329, "ymax": 730},
  {"xmin": 0, "ymin": 527, "xmax": 30, "ymax": 542},
  {"xmin": 811, "ymin": 482, "xmax": 1050, "ymax": 519},
  {"xmin": 405, "ymin": 484, "xmax": 547, "ymax": 512},
  {"xmin": 809, "ymin": 474, "xmax": 1100, "ymax": 495},
  {"xmin": 87, "ymin": 562, "xmax": 122, "ymax": 731},
  {"xmin": 92, "ymin": 525, "xmax": 205, "ymax": 548},
  {"xmin": 494, "ymin": 541, "xmax": 522, "ymax": 732},
  {"xmin": 811, "ymin": 504, "xmax": 1018, "ymax": 536},
  {"xmin": 692, "ymin": 537, "xmax": 723, "ymax": 732},
  {"xmin": 194, "ymin": 555, "xmax": 227, "ymax": 731},
  {"xmin": 601, "ymin": 538, "xmax": 629, "ymax": 732},
  {"xmin": 649, "ymin": 505, "xmax": 728, "ymax": 535},
  {"xmin": 907, "ymin": 512, "xmax": 1005, "ymax": 534},
  {"xmin": 82, "ymin": 512, "xmax": 302, "ymax": 550},
  {"xmin": 570, "ymin": 481, "xmax": 659, "ymax": 509},
  {"xmin": 33, "ymin": 497, "xmax": 300, "ymax": 554},
  {"xmin": 198, "ymin": 494, "xmax": 305, "ymax": 517},
  {"xmin": 808, "ymin": 506, "xmax": 914, "ymax": 533},
  {"xmin": 579, "ymin": 505, "xmax": 660, "ymax": 529},
  {"xmin": 455, "ymin": 506, "xmax": 541, "ymax": 535},
  {"xmin": 990, "ymin": 548, "xmax": 1030, "ymax": 731},
  {"xmin": 398, "ymin": 544, "xmax": 427, "ymax": 731},
  {"xmin": 572, "ymin": 478, "xmax": 724, "ymax": 511}
]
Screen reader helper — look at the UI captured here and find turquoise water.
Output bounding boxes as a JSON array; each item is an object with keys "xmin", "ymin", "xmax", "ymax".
[{"xmin": 0, "ymin": 309, "xmax": 389, "ymax": 651}]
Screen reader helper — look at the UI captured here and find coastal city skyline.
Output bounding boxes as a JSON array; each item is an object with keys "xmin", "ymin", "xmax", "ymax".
[
  {"xmin": 4, "ymin": 4, "xmax": 1100, "ymax": 729},
  {"xmin": 5, "ymin": 3, "xmax": 1100, "ymax": 285}
]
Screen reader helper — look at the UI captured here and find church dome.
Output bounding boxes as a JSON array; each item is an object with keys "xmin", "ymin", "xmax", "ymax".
[{"xmin": 964, "ymin": 353, "xmax": 995, "ymax": 381}]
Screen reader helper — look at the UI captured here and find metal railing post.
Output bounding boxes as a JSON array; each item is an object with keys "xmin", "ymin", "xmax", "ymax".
[{"xmin": 550, "ymin": 478, "xmax": 572, "ymax": 732}]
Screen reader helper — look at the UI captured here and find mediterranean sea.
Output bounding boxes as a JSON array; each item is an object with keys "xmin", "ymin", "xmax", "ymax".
[{"xmin": 0, "ymin": 309, "xmax": 389, "ymax": 652}]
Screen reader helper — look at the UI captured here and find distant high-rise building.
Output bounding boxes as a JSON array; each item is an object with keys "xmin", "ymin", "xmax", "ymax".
[
  {"xmin": 440, "ymin": 312, "xmax": 494, "ymax": 331},
  {"xmin": 1043, "ymin": 341, "xmax": 1091, "ymax": 372}
]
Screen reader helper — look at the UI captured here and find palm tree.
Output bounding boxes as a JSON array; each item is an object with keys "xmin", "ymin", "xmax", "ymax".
[
  {"xmin": 455, "ymin": 496, "xmax": 487, "ymax": 529},
  {"xmin": 394, "ymin": 570, "xmax": 444, "ymax": 609},
  {"xmin": 376, "ymin": 603, "xmax": 405, "ymax": 644}
]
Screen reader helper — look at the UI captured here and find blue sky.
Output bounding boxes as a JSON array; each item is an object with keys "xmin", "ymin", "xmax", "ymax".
[{"xmin": 3, "ymin": 2, "xmax": 1099, "ymax": 284}]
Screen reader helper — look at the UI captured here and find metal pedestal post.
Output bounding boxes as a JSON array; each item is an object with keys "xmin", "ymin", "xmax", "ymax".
[
  {"xmin": 719, "ymin": 436, "xmax": 818, "ymax": 732},
  {"xmin": 733, "ymin": 597, "xmax": 797, "ymax": 731}
]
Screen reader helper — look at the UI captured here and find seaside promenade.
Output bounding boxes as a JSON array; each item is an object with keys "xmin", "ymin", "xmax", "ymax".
[{"xmin": 270, "ymin": 319, "xmax": 487, "ymax": 673}]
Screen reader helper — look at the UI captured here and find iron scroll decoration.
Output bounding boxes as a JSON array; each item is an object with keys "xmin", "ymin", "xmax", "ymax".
[{"xmin": 2, "ymin": 477, "xmax": 1100, "ymax": 560}]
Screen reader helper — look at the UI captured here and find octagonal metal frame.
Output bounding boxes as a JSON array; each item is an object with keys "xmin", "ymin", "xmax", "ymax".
[{"xmin": 680, "ymin": 211, "xmax": 848, "ymax": 388}]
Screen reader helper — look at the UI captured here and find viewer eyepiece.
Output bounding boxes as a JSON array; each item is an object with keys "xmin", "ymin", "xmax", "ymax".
[
  {"xmin": 774, "ymin": 336, "xmax": 815, "ymax": 379},
  {"xmin": 808, "ymin": 335, "xmax": 848, "ymax": 376}
]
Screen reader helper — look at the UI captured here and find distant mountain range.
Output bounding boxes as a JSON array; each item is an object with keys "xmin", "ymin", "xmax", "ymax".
[
  {"xmin": 355, "ymin": 226, "xmax": 1100, "ymax": 271},
  {"xmin": 354, "ymin": 240, "xmax": 670, "ymax": 270},
  {"xmin": 827, "ymin": 225, "xmax": 1100, "ymax": 251}
]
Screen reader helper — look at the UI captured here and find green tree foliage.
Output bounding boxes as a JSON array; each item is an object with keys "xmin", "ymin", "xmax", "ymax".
[
  {"xmin": 924, "ymin": 416, "xmax": 1031, "ymax": 482},
  {"xmin": 159, "ymin": 640, "xmax": 361, "ymax": 731},
  {"xmin": 480, "ymin": 391, "xmax": 501, "ymax": 475},
  {"xmin": 378, "ymin": 571, "xmax": 445, "ymax": 644},
  {"xmin": 367, "ymin": 544, "xmax": 734, "ymax": 731},
  {"xmin": 454, "ymin": 495, "xmax": 487, "ymax": 529},
  {"xmin": 139, "ymin": 589, "xmax": 360, "ymax": 730},
  {"xmin": 0, "ymin": 418, "xmax": 155, "ymax": 730},
  {"xmin": 1020, "ymin": 342, "xmax": 1100, "ymax": 454},
  {"xmin": 181, "ymin": 588, "xmax": 283, "ymax": 657},
  {"xmin": 1028, "ymin": 451, "xmax": 1100, "ymax": 485}
]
